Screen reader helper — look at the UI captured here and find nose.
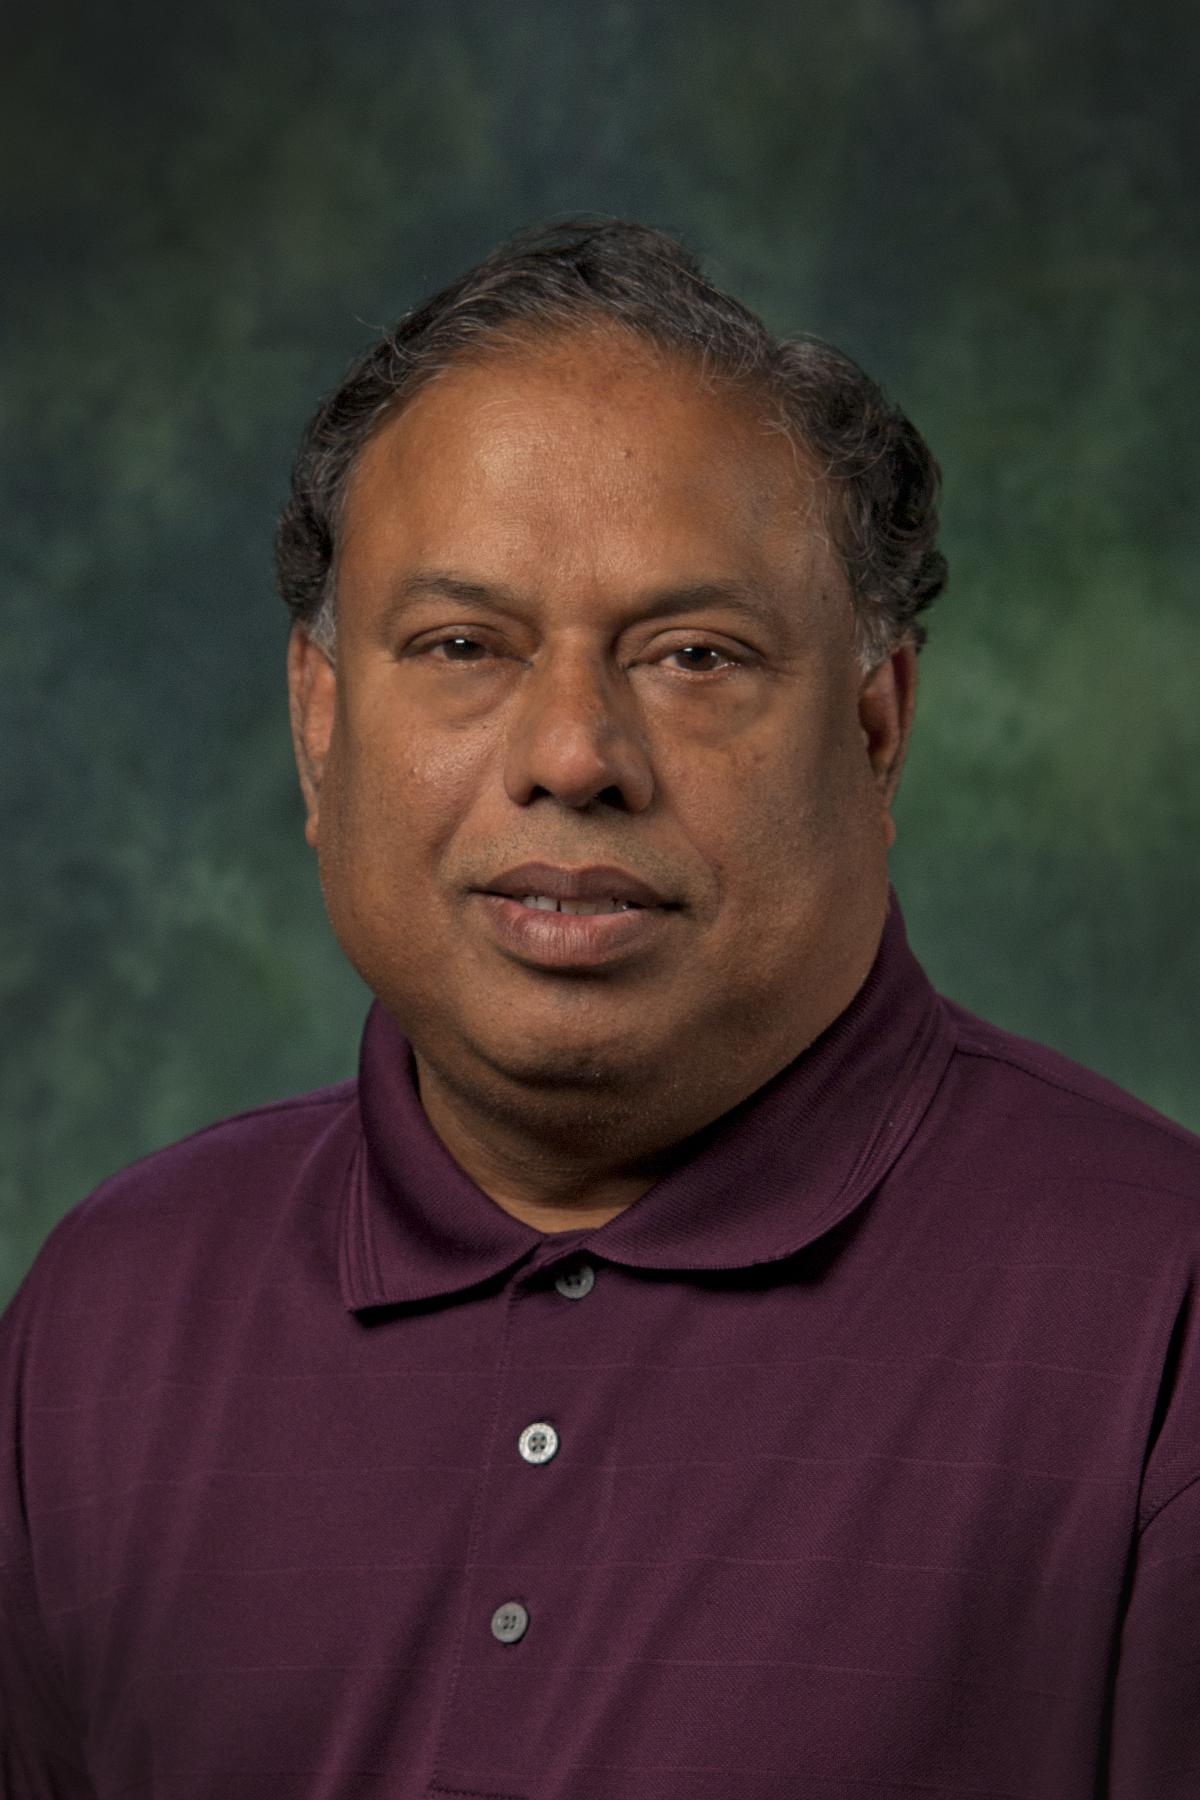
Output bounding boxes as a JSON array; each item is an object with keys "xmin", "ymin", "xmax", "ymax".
[{"xmin": 502, "ymin": 646, "xmax": 655, "ymax": 812}]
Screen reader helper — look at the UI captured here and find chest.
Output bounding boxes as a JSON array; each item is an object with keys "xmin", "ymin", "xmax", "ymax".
[{"xmin": 34, "ymin": 1256, "xmax": 1142, "ymax": 1797}]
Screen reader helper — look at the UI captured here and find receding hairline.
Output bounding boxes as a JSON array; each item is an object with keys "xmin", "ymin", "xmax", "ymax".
[
  {"xmin": 328, "ymin": 317, "xmax": 842, "ymax": 614},
  {"xmin": 277, "ymin": 218, "xmax": 947, "ymax": 668},
  {"xmin": 334, "ymin": 315, "xmax": 836, "ymax": 539}
]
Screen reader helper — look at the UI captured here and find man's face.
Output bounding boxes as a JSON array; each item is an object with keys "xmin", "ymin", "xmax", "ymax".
[{"xmin": 290, "ymin": 329, "xmax": 913, "ymax": 1121}]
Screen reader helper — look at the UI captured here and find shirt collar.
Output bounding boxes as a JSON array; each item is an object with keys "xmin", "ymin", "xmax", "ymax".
[{"xmin": 338, "ymin": 892, "xmax": 954, "ymax": 1310}]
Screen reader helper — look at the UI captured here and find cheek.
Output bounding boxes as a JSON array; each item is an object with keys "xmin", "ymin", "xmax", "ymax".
[
  {"xmin": 689, "ymin": 715, "xmax": 877, "ymax": 934},
  {"xmin": 699, "ymin": 714, "xmax": 853, "ymax": 863},
  {"xmin": 316, "ymin": 711, "xmax": 470, "ymax": 920},
  {"xmin": 341, "ymin": 700, "xmax": 487, "ymax": 837}
]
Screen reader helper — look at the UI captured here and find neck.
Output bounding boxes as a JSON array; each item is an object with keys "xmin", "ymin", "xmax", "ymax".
[{"xmin": 413, "ymin": 1052, "xmax": 684, "ymax": 1231}]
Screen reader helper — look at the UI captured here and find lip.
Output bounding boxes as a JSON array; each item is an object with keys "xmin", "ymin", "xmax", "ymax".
[
  {"xmin": 473, "ymin": 890, "xmax": 673, "ymax": 971},
  {"xmin": 479, "ymin": 862, "xmax": 671, "ymax": 908}
]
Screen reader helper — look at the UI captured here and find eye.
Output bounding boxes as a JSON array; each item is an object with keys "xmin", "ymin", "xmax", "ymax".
[
  {"xmin": 423, "ymin": 635, "xmax": 493, "ymax": 663},
  {"xmin": 662, "ymin": 643, "xmax": 737, "ymax": 674}
]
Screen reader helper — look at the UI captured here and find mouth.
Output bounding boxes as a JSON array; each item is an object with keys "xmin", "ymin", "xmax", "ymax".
[
  {"xmin": 477, "ymin": 861, "xmax": 672, "ymax": 909},
  {"xmin": 472, "ymin": 890, "xmax": 673, "ymax": 970},
  {"xmin": 509, "ymin": 893, "xmax": 643, "ymax": 916}
]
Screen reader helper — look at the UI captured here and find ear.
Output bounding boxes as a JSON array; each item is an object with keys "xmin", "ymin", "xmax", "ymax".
[
  {"xmin": 857, "ymin": 641, "xmax": 918, "ymax": 850},
  {"xmin": 286, "ymin": 626, "xmax": 338, "ymax": 849}
]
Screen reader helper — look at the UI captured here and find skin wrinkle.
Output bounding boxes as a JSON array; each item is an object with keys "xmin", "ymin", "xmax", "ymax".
[{"xmin": 288, "ymin": 329, "xmax": 916, "ymax": 1234}]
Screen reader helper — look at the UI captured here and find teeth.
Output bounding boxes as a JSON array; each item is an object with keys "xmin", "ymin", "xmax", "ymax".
[{"xmin": 519, "ymin": 895, "xmax": 635, "ymax": 915}]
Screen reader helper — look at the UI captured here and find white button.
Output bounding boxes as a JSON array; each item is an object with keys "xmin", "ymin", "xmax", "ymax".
[
  {"xmin": 518, "ymin": 1421, "xmax": 559, "ymax": 1465},
  {"xmin": 554, "ymin": 1261, "xmax": 595, "ymax": 1300},
  {"xmin": 491, "ymin": 1601, "xmax": 529, "ymax": 1644}
]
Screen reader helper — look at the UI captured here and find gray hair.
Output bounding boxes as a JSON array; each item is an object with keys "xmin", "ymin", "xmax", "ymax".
[{"xmin": 275, "ymin": 218, "xmax": 946, "ymax": 668}]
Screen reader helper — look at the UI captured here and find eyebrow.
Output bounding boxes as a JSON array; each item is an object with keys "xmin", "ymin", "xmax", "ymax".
[{"xmin": 379, "ymin": 570, "xmax": 780, "ymax": 633}]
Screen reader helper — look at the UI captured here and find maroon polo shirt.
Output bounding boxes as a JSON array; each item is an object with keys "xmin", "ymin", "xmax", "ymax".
[{"xmin": 4, "ymin": 898, "xmax": 1200, "ymax": 1799}]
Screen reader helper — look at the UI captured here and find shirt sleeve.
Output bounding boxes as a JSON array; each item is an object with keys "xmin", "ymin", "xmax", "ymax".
[
  {"xmin": 1107, "ymin": 1473, "xmax": 1200, "ymax": 1797},
  {"xmin": 0, "ymin": 1260, "xmax": 96, "ymax": 1798}
]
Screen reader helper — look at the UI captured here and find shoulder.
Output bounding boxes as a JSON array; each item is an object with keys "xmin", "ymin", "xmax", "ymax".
[
  {"xmin": 931, "ymin": 996, "xmax": 1200, "ymax": 1218},
  {"xmin": 926, "ymin": 1002, "xmax": 1200, "ymax": 1528},
  {"xmin": 5, "ymin": 1077, "xmax": 361, "ymax": 1330},
  {"xmin": 92, "ymin": 1076, "xmax": 359, "ymax": 1192},
  {"xmin": 75, "ymin": 1074, "xmax": 358, "ymax": 1223}
]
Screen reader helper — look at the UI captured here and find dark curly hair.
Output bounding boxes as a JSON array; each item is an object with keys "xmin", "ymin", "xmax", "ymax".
[{"xmin": 275, "ymin": 218, "xmax": 946, "ymax": 667}]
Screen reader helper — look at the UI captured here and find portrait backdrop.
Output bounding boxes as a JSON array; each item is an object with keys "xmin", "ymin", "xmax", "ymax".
[{"xmin": 3, "ymin": 0, "xmax": 1197, "ymax": 1302}]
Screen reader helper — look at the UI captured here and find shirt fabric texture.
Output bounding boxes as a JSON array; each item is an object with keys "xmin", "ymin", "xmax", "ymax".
[{"xmin": 3, "ymin": 897, "xmax": 1200, "ymax": 1799}]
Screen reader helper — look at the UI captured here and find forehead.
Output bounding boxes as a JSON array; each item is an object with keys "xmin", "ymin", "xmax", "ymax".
[{"xmin": 337, "ymin": 328, "xmax": 843, "ymax": 612}]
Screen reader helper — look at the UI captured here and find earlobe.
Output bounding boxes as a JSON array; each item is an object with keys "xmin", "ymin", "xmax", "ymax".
[{"xmin": 286, "ymin": 627, "xmax": 338, "ymax": 849}]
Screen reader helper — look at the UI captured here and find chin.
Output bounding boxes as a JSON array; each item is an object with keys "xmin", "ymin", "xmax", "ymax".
[
  {"xmin": 428, "ymin": 988, "xmax": 655, "ymax": 1092},
  {"xmin": 373, "ymin": 960, "xmax": 664, "ymax": 1096},
  {"xmin": 473, "ymin": 1027, "xmax": 640, "ymax": 1093}
]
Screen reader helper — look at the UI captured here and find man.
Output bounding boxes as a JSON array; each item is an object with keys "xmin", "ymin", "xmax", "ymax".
[{"xmin": 2, "ymin": 220, "xmax": 1198, "ymax": 1799}]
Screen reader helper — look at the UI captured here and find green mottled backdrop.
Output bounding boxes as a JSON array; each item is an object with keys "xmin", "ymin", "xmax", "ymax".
[{"xmin": 3, "ymin": 0, "xmax": 1198, "ymax": 1303}]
